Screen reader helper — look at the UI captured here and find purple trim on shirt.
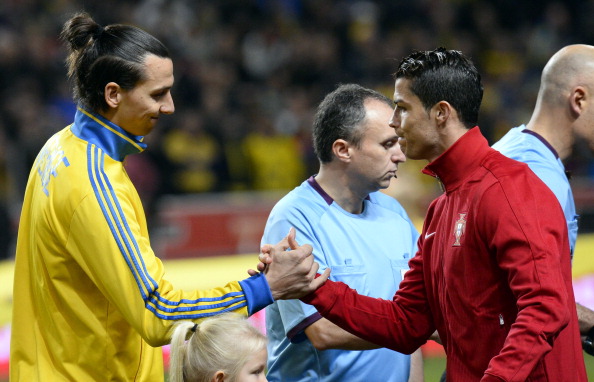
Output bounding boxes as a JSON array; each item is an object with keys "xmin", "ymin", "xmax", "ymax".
[
  {"xmin": 522, "ymin": 129, "xmax": 559, "ymax": 159},
  {"xmin": 287, "ymin": 311, "xmax": 323, "ymax": 343},
  {"xmin": 307, "ymin": 175, "xmax": 370, "ymax": 205},
  {"xmin": 307, "ymin": 175, "xmax": 334, "ymax": 205}
]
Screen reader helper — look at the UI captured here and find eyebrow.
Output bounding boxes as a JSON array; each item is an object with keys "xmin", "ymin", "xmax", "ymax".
[{"xmin": 151, "ymin": 85, "xmax": 172, "ymax": 93}]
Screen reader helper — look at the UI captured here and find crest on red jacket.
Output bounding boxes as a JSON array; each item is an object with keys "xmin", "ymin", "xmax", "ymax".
[{"xmin": 453, "ymin": 213, "xmax": 466, "ymax": 246}]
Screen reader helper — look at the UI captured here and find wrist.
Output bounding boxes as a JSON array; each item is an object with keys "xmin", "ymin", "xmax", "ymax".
[{"xmin": 584, "ymin": 326, "xmax": 594, "ymax": 357}]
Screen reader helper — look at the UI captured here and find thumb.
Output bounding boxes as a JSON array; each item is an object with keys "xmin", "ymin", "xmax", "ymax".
[
  {"xmin": 310, "ymin": 268, "xmax": 331, "ymax": 290},
  {"xmin": 286, "ymin": 227, "xmax": 299, "ymax": 250}
]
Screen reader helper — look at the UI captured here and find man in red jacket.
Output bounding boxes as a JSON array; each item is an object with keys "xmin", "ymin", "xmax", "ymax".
[{"xmin": 263, "ymin": 48, "xmax": 587, "ymax": 381}]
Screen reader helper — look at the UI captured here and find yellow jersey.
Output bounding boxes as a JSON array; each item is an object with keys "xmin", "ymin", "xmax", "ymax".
[{"xmin": 10, "ymin": 108, "xmax": 272, "ymax": 381}]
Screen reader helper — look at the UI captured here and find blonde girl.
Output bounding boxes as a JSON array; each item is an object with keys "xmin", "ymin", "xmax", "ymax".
[{"xmin": 169, "ymin": 313, "xmax": 268, "ymax": 382}]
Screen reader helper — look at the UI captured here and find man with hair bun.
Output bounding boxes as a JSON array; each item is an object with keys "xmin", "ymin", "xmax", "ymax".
[{"xmin": 10, "ymin": 12, "xmax": 327, "ymax": 381}]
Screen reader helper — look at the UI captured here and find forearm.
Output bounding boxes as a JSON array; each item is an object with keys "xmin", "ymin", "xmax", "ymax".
[
  {"xmin": 578, "ymin": 302, "xmax": 594, "ymax": 357},
  {"xmin": 301, "ymin": 279, "xmax": 432, "ymax": 354},
  {"xmin": 429, "ymin": 330, "xmax": 441, "ymax": 344},
  {"xmin": 409, "ymin": 348, "xmax": 424, "ymax": 382},
  {"xmin": 577, "ymin": 302, "xmax": 594, "ymax": 335},
  {"xmin": 304, "ymin": 316, "xmax": 381, "ymax": 351},
  {"xmin": 304, "ymin": 313, "xmax": 425, "ymax": 381}
]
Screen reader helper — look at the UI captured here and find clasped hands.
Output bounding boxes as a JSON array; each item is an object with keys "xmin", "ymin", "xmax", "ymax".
[{"xmin": 248, "ymin": 228, "xmax": 330, "ymax": 300}]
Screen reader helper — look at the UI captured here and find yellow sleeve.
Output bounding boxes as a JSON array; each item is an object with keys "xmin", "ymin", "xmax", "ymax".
[{"xmin": 66, "ymin": 162, "xmax": 271, "ymax": 346}]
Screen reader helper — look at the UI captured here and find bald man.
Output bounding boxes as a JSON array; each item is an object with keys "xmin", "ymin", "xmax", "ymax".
[{"xmin": 493, "ymin": 44, "xmax": 594, "ymax": 356}]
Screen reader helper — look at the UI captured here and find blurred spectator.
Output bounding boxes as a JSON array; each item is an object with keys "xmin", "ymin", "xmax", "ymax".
[
  {"xmin": 242, "ymin": 113, "xmax": 306, "ymax": 191},
  {"xmin": 161, "ymin": 110, "xmax": 221, "ymax": 193}
]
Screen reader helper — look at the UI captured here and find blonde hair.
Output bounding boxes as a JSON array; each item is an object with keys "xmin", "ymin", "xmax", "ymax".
[{"xmin": 169, "ymin": 313, "xmax": 267, "ymax": 382}]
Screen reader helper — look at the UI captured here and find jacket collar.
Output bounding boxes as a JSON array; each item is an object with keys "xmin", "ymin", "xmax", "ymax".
[
  {"xmin": 70, "ymin": 107, "xmax": 146, "ymax": 161},
  {"xmin": 422, "ymin": 126, "xmax": 490, "ymax": 193}
]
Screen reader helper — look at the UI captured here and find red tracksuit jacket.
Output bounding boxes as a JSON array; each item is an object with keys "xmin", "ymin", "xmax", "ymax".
[{"xmin": 302, "ymin": 127, "xmax": 587, "ymax": 381}]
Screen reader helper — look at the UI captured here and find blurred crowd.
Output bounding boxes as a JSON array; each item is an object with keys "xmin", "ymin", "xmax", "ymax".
[{"xmin": 1, "ymin": 0, "xmax": 594, "ymax": 259}]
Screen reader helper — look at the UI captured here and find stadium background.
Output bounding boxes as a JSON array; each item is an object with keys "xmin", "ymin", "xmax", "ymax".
[{"xmin": 0, "ymin": 0, "xmax": 593, "ymax": 379}]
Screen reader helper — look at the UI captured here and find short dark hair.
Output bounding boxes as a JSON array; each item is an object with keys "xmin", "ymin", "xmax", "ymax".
[
  {"xmin": 60, "ymin": 12, "xmax": 170, "ymax": 113},
  {"xmin": 313, "ymin": 83, "xmax": 392, "ymax": 163},
  {"xmin": 395, "ymin": 47, "xmax": 483, "ymax": 128}
]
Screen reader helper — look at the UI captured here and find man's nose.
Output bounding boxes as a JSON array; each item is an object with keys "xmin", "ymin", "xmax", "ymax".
[
  {"xmin": 392, "ymin": 143, "xmax": 406, "ymax": 162},
  {"xmin": 160, "ymin": 93, "xmax": 175, "ymax": 115}
]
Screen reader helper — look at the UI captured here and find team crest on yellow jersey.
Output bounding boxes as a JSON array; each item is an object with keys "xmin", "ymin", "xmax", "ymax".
[
  {"xmin": 453, "ymin": 213, "xmax": 467, "ymax": 246},
  {"xmin": 37, "ymin": 135, "xmax": 70, "ymax": 196}
]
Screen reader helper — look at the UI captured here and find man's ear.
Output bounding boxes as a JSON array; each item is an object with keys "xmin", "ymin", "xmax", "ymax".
[
  {"xmin": 433, "ymin": 101, "xmax": 452, "ymax": 127},
  {"xmin": 332, "ymin": 139, "xmax": 351, "ymax": 162},
  {"xmin": 212, "ymin": 370, "xmax": 225, "ymax": 382},
  {"xmin": 104, "ymin": 82, "xmax": 121, "ymax": 109},
  {"xmin": 570, "ymin": 86, "xmax": 586, "ymax": 118}
]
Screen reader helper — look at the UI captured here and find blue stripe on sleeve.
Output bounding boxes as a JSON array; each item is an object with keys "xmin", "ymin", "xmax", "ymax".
[
  {"xmin": 96, "ymin": 156, "xmax": 247, "ymax": 312},
  {"xmin": 88, "ymin": 144, "xmax": 250, "ymax": 319},
  {"xmin": 147, "ymin": 296, "xmax": 246, "ymax": 312},
  {"xmin": 87, "ymin": 145, "xmax": 149, "ymax": 300},
  {"xmin": 97, "ymin": 154, "xmax": 158, "ymax": 292},
  {"xmin": 145, "ymin": 302, "xmax": 248, "ymax": 320},
  {"xmin": 94, "ymin": 149, "xmax": 154, "ymax": 297}
]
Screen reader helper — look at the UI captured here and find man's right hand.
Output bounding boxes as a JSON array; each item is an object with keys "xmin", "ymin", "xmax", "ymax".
[{"xmin": 260, "ymin": 228, "xmax": 330, "ymax": 300}]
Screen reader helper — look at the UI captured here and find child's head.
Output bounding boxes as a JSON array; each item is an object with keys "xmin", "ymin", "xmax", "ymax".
[{"xmin": 169, "ymin": 313, "xmax": 268, "ymax": 382}]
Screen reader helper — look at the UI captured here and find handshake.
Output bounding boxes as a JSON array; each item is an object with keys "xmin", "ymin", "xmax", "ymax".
[{"xmin": 248, "ymin": 228, "xmax": 331, "ymax": 300}]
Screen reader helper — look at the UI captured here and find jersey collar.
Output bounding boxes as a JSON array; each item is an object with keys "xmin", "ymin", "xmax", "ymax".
[
  {"xmin": 71, "ymin": 107, "xmax": 147, "ymax": 161},
  {"xmin": 307, "ymin": 175, "xmax": 371, "ymax": 206},
  {"xmin": 521, "ymin": 127, "xmax": 559, "ymax": 159},
  {"xmin": 422, "ymin": 126, "xmax": 490, "ymax": 193}
]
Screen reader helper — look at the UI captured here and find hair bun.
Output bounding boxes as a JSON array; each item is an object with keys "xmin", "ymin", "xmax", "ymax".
[{"xmin": 93, "ymin": 25, "xmax": 105, "ymax": 40}]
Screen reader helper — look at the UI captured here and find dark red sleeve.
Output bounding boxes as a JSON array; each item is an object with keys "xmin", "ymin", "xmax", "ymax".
[
  {"xmin": 479, "ymin": 180, "xmax": 571, "ymax": 381},
  {"xmin": 301, "ymin": 251, "xmax": 435, "ymax": 354}
]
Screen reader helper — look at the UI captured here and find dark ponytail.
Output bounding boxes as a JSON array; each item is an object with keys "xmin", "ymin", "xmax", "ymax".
[{"xmin": 60, "ymin": 12, "xmax": 170, "ymax": 113}]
